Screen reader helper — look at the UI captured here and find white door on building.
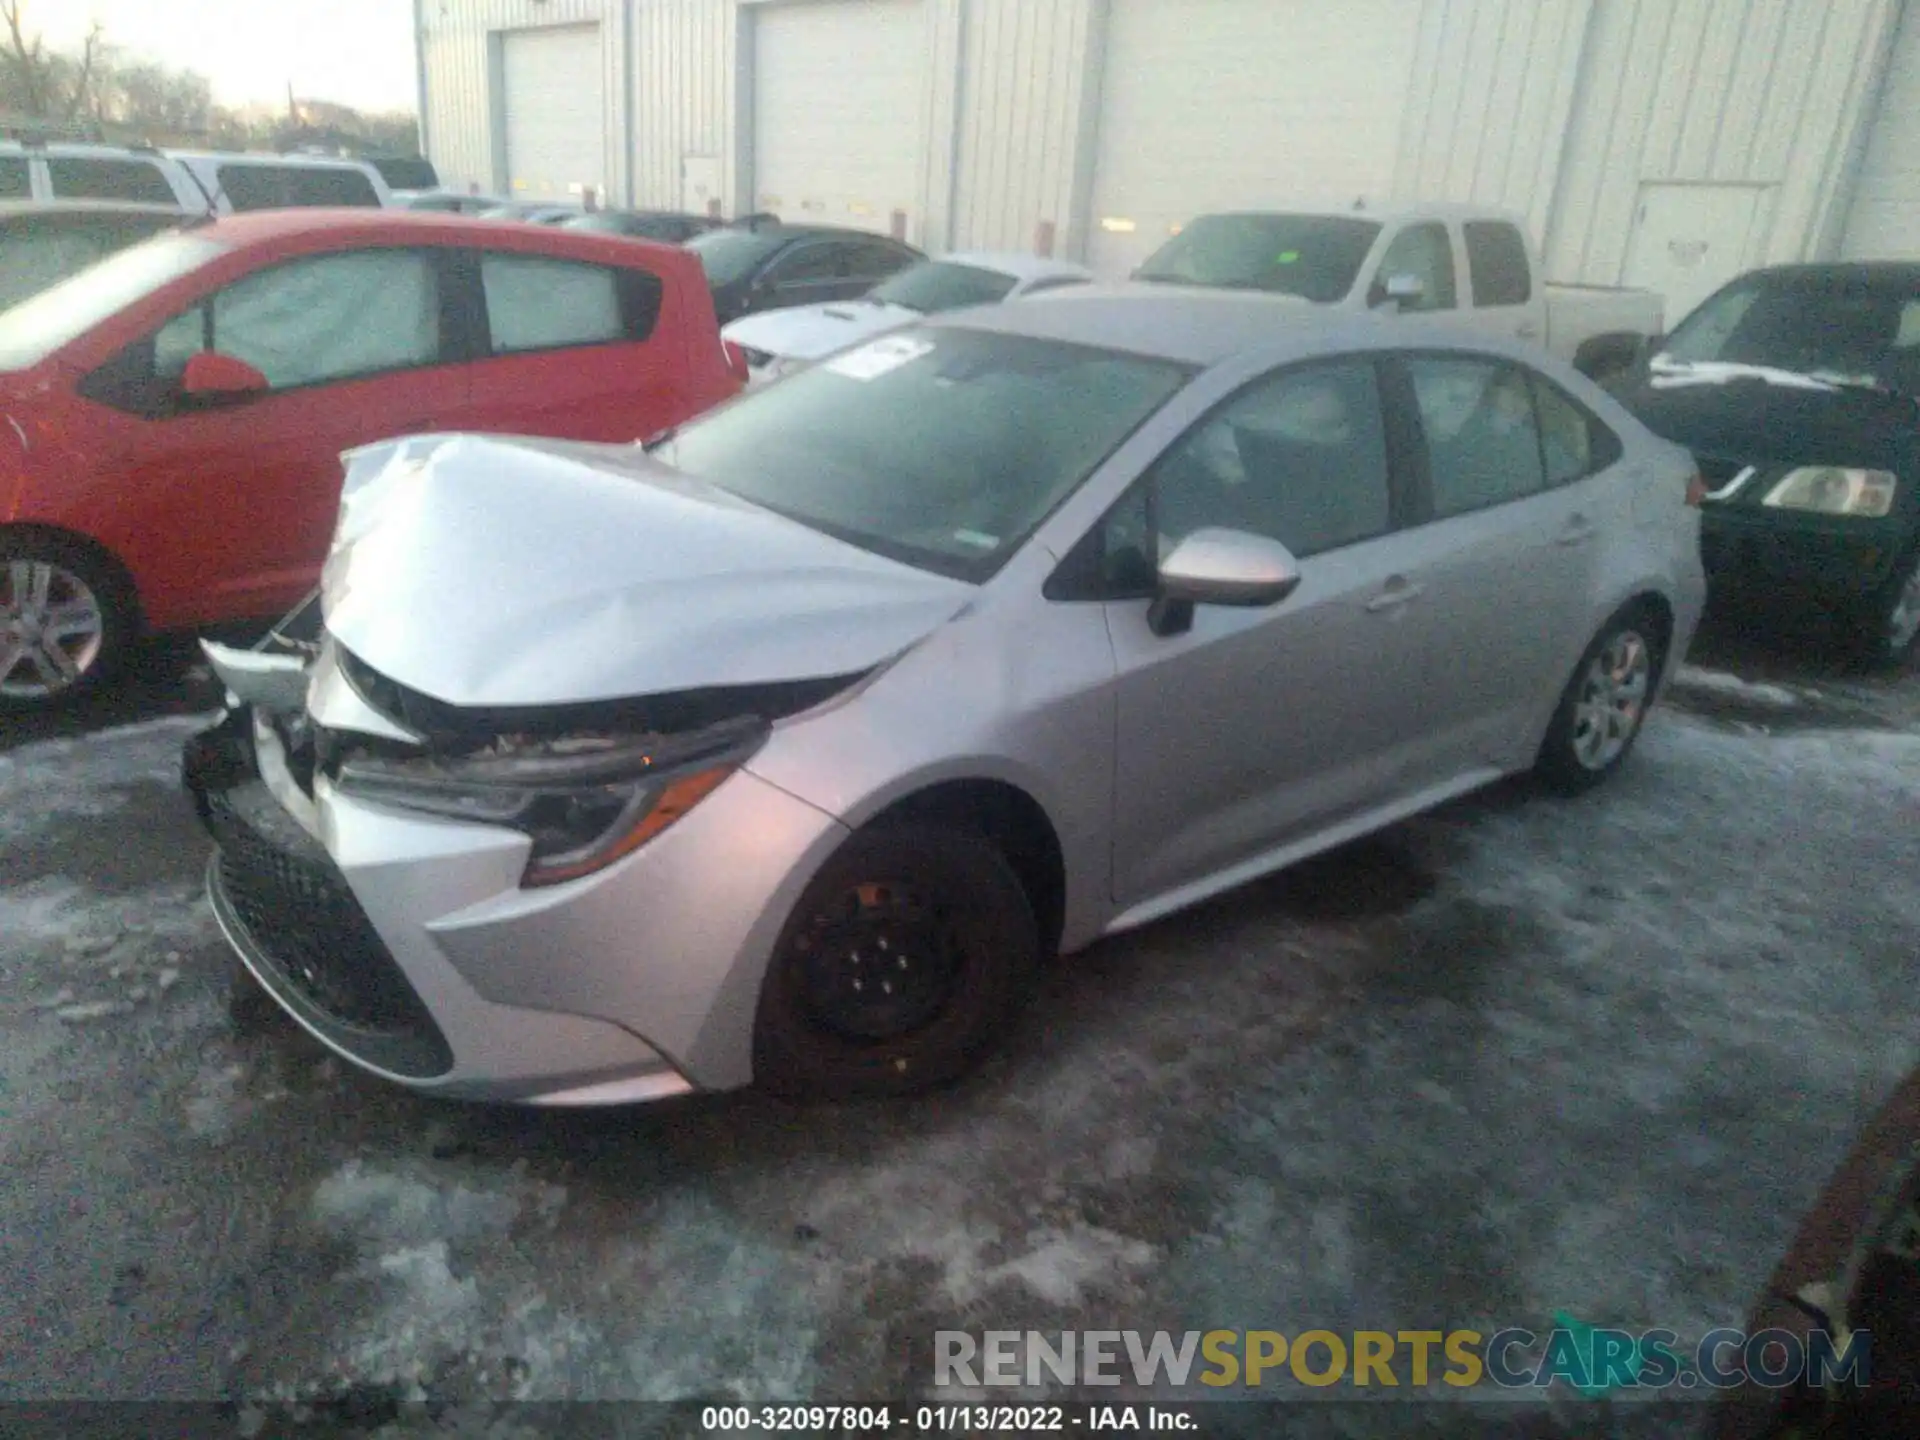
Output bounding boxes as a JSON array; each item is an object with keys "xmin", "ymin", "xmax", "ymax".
[
  {"xmin": 1084, "ymin": 0, "xmax": 1419, "ymax": 280},
  {"xmin": 1622, "ymin": 183, "xmax": 1765, "ymax": 328},
  {"xmin": 501, "ymin": 25, "xmax": 606, "ymax": 203},
  {"xmin": 751, "ymin": 0, "xmax": 927, "ymax": 242},
  {"xmin": 1842, "ymin": 1, "xmax": 1920, "ymax": 259}
]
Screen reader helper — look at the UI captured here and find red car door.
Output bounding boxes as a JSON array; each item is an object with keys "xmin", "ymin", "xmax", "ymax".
[
  {"xmin": 90, "ymin": 245, "xmax": 469, "ymax": 626},
  {"xmin": 457, "ymin": 247, "xmax": 687, "ymax": 443}
]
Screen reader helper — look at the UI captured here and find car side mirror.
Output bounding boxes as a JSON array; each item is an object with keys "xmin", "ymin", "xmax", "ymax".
[
  {"xmin": 1373, "ymin": 272, "xmax": 1425, "ymax": 310},
  {"xmin": 1147, "ymin": 527, "xmax": 1303, "ymax": 637},
  {"xmin": 181, "ymin": 351, "xmax": 269, "ymax": 401}
]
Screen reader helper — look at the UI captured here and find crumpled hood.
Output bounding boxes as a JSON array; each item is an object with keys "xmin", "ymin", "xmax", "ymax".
[
  {"xmin": 722, "ymin": 299, "xmax": 920, "ymax": 360},
  {"xmin": 320, "ymin": 433, "xmax": 973, "ymax": 708},
  {"xmin": 1611, "ymin": 367, "xmax": 1920, "ymax": 474}
]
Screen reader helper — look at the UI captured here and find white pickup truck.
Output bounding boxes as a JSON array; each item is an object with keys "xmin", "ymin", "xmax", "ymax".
[{"xmin": 1131, "ymin": 202, "xmax": 1663, "ymax": 380}]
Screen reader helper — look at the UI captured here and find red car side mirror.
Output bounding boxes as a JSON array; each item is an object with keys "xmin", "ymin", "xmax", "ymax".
[{"xmin": 181, "ymin": 351, "xmax": 269, "ymax": 399}]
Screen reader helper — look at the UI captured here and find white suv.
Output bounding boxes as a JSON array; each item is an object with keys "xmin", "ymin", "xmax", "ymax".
[
  {"xmin": 0, "ymin": 141, "xmax": 209, "ymax": 211},
  {"xmin": 163, "ymin": 151, "xmax": 394, "ymax": 212}
]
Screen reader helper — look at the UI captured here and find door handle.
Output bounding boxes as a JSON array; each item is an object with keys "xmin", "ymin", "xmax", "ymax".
[
  {"xmin": 1366, "ymin": 578, "xmax": 1425, "ymax": 613},
  {"xmin": 1556, "ymin": 515, "xmax": 1597, "ymax": 546}
]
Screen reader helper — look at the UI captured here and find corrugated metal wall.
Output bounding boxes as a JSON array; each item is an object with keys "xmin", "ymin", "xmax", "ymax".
[
  {"xmin": 629, "ymin": 0, "xmax": 735, "ymax": 211},
  {"xmin": 1392, "ymin": 0, "xmax": 1593, "ymax": 240},
  {"xmin": 945, "ymin": 0, "xmax": 1094, "ymax": 254},
  {"xmin": 420, "ymin": 0, "xmax": 1903, "ymax": 274},
  {"xmin": 1541, "ymin": 0, "xmax": 1899, "ymax": 283},
  {"xmin": 416, "ymin": 0, "xmax": 619, "ymax": 199}
]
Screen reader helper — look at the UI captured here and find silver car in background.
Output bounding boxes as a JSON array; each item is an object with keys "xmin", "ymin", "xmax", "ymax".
[{"xmin": 186, "ymin": 291, "xmax": 1705, "ymax": 1107}]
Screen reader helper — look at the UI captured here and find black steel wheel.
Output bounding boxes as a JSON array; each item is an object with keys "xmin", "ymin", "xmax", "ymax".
[{"xmin": 752, "ymin": 825, "xmax": 1038, "ymax": 1100}]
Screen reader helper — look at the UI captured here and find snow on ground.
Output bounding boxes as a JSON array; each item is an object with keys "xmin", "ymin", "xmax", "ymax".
[
  {"xmin": 1, "ymin": 703, "xmax": 1916, "ymax": 1432},
  {"xmin": 1670, "ymin": 664, "xmax": 1810, "ymax": 708}
]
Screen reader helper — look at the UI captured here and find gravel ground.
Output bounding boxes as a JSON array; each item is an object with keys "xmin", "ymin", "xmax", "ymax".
[{"xmin": 1, "ymin": 615, "xmax": 1916, "ymax": 1440}]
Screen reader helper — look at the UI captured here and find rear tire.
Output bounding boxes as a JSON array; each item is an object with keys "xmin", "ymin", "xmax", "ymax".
[
  {"xmin": 752, "ymin": 825, "xmax": 1038, "ymax": 1100},
  {"xmin": 0, "ymin": 534, "xmax": 136, "ymax": 712},
  {"xmin": 1535, "ymin": 604, "xmax": 1667, "ymax": 796}
]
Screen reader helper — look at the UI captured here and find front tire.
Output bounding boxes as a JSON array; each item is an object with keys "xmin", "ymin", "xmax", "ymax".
[
  {"xmin": 1535, "ymin": 605, "xmax": 1666, "ymax": 795},
  {"xmin": 752, "ymin": 825, "xmax": 1038, "ymax": 1100},
  {"xmin": 1850, "ymin": 549, "xmax": 1920, "ymax": 669},
  {"xmin": 0, "ymin": 535, "xmax": 136, "ymax": 712}
]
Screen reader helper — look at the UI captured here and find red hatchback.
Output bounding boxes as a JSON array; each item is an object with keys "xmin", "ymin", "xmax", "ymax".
[{"xmin": 0, "ymin": 209, "xmax": 742, "ymax": 709}]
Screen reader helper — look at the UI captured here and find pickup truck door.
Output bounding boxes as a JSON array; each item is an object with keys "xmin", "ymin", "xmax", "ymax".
[
  {"xmin": 1461, "ymin": 218, "xmax": 1548, "ymax": 348},
  {"xmin": 1367, "ymin": 220, "xmax": 1477, "ymax": 335}
]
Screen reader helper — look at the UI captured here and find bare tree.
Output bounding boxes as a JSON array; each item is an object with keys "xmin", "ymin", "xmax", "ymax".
[{"xmin": 1, "ymin": 0, "xmax": 105, "ymax": 121}]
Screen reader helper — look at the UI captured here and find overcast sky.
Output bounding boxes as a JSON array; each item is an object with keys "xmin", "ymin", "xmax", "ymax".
[{"xmin": 34, "ymin": 0, "xmax": 418, "ymax": 115}]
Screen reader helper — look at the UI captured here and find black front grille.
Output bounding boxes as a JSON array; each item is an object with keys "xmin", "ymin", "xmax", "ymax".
[{"xmin": 204, "ymin": 781, "xmax": 452, "ymax": 1079}]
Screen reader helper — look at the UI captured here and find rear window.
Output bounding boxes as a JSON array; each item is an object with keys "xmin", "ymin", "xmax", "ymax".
[
  {"xmin": 1465, "ymin": 221, "xmax": 1532, "ymax": 306},
  {"xmin": 479, "ymin": 253, "xmax": 660, "ymax": 351},
  {"xmin": 685, "ymin": 228, "xmax": 786, "ymax": 287},
  {"xmin": 218, "ymin": 164, "xmax": 380, "ymax": 210},
  {"xmin": 47, "ymin": 156, "xmax": 178, "ymax": 205},
  {"xmin": 0, "ymin": 155, "xmax": 30, "ymax": 199}
]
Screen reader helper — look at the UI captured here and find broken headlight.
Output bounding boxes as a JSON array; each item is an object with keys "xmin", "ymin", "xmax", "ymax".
[{"xmin": 331, "ymin": 720, "xmax": 764, "ymax": 888}]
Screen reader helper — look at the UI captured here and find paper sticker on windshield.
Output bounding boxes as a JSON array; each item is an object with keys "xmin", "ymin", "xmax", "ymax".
[
  {"xmin": 1275, "ymin": 250, "xmax": 1301, "ymax": 264},
  {"xmin": 826, "ymin": 334, "xmax": 935, "ymax": 381}
]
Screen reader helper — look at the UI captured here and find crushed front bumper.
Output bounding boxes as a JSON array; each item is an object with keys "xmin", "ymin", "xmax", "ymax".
[
  {"xmin": 184, "ymin": 694, "xmax": 847, "ymax": 1105},
  {"xmin": 1700, "ymin": 508, "xmax": 1913, "ymax": 602}
]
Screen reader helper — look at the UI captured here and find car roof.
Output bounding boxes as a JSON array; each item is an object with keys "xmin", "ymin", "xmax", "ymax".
[
  {"xmin": 937, "ymin": 250, "xmax": 1093, "ymax": 282},
  {"xmin": 0, "ymin": 199, "xmax": 190, "ymax": 221},
  {"xmin": 729, "ymin": 222, "xmax": 914, "ymax": 245},
  {"xmin": 164, "ymin": 149, "xmax": 379, "ymax": 171},
  {"xmin": 931, "ymin": 282, "xmax": 1528, "ymax": 368},
  {"xmin": 175, "ymin": 206, "xmax": 689, "ymax": 257},
  {"xmin": 1737, "ymin": 261, "xmax": 1920, "ymax": 288}
]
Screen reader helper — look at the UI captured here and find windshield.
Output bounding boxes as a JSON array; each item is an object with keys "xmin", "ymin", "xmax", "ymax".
[
  {"xmin": 659, "ymin": 327, "xmax": 1192, "ymax": 582},
  {"xmin": 686, "ymin": 228, "xmax": 785, "ymax": 287},
  {"xmin": 1133, "ymin": 213, "xmax": 1382, "ymax": 301},
  {"xmin": 867, "ymin": 261, "xmax": 1018, "ymax": 313},
  {"xmin": 1661, "ymin": 274, "xmax": 1920, "ymax": 394},
  {"xmin": 0, "ymin": 231, "xmax": 226, "ymax": 372}
]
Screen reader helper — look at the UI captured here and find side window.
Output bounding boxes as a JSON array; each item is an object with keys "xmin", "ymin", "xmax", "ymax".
[
  {"xmin": 218, "ymin": 165, "xmax": 379, "ymax": 210},
  {"xmin": 46, "ymin": 157, "xmax": 177, "ymax": 205},
  {"xmin": 1408, "ymin": 357, "xmax": 1545, "ymax": 517},
  {"xmin": 1374, "ymin": 223, "xmax": 1456, "ymax": 312},
  {"xmin": 481, "ymin": 253, "xmax": 658, "ymax": 352},
  {"xmin": 1531, "ymin": 374, "xmax": 1622, "ymax": 483},
  {"xmin": 847, "ymin": 240, "xmax": 914, "ymax": 280},
  {"xmin": 0, "ymin": 155, "xmax": 29, "ymax": 199},
  {"xmin": 768, "ymin": 245, "xmax": 843, "ymax": 284},
  {"xmin": 1464, "ymin": 221, "xmax": 1532, "ymax": 307},
  {"xmin": 155, "ymin": 249, "xmax": 440, "ymax": 390},
  {"xmin": 1146, "ymin": 360, "xmax": 1394, "ymax": 561}
]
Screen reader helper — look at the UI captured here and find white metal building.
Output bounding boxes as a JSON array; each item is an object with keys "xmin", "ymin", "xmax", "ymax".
[{"xmin": 416, "ymin": 0, "xmax": 1920, "ymax": 318}]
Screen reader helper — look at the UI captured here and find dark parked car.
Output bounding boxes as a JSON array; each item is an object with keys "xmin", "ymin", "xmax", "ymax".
[
  {"xmin": 563, "ymin": 208, "xmax": 721, "ymax": 245},
  {"xmin": 1609, "ymin": 263, "xmax": 1920, "ymax": 665},
  {"xmin": 476, "ymin": 202, "xmax": 580, "ymax": 225},
  {"xmin": 684, "ymin": 219, "xmax": 922, "ymax": 327},
  {"xmin": 0, "ymin": 200, "xmax": 191, "ymax": 310}
]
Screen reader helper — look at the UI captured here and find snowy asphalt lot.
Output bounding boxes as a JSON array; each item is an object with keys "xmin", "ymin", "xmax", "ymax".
[{"xmin": 2, "ymin": 611, "xmax": 1918, "ymax": 1440}]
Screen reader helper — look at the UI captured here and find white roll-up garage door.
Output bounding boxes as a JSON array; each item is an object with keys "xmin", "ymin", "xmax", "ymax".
[
  {"xmin": 1842, "ymin": 4, "xmax": 1920, "ymax": 259},
  {"xmin": 752, "ymin": 0, "xmax": 927, "ymax": 240},
  {"xmin": 502, "ymin": 24, "xmax": 606, "ymax": 203},
  {"xmin": 1085, "ymin": 0, "xmax": 1418, "ymax": 279}
]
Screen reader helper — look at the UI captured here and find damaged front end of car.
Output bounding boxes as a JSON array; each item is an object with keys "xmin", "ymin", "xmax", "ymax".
[{"xmin": 182, "ymin": 593, "xmax": 874, "ymax": 1091}]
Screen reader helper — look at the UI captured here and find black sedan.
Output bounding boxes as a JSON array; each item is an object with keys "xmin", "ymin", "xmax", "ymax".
[
  {"xmin": 0, "ymin": 200, "xmax": 192, "ymax": 310},
  {"xmin": 562, "ymin": 208, "xmax": 721, "ymax": 244},
  {"xmin": 1609, "ymin": 263, "xmax": 1920, "ymax": 666},
  {"xmin": 683, "ymin": 218, "xmax": 922, "ymax": 327}
]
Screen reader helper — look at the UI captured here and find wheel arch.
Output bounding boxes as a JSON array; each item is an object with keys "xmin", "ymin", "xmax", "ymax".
[{"xmin": 0, "ymin": 522, "xmax": 146, "ymax": 632}]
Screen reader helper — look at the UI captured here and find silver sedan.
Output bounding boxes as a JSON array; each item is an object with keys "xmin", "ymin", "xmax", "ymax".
[{"xmin": 187, "ymin": 290, "xmax": 1706, "ymax": 1105}]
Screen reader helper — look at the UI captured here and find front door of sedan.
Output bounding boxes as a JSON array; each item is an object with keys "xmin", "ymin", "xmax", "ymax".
[
  {"xmin": 1098, "ymin": 358, "xmax": 1436, "ymax": 911},
  {"xmin": 80, "ymin": 246, "xmax": 467, "ymax": 625}
]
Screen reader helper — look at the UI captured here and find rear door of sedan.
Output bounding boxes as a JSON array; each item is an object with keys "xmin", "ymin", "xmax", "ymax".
[
  {"xmin": 456, "ymin": 242, "xmax": 685, "ymax": 443},
  {"xmin": 1373, "ymin": 351, "xmax": 1619, "ymax": 770}
]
